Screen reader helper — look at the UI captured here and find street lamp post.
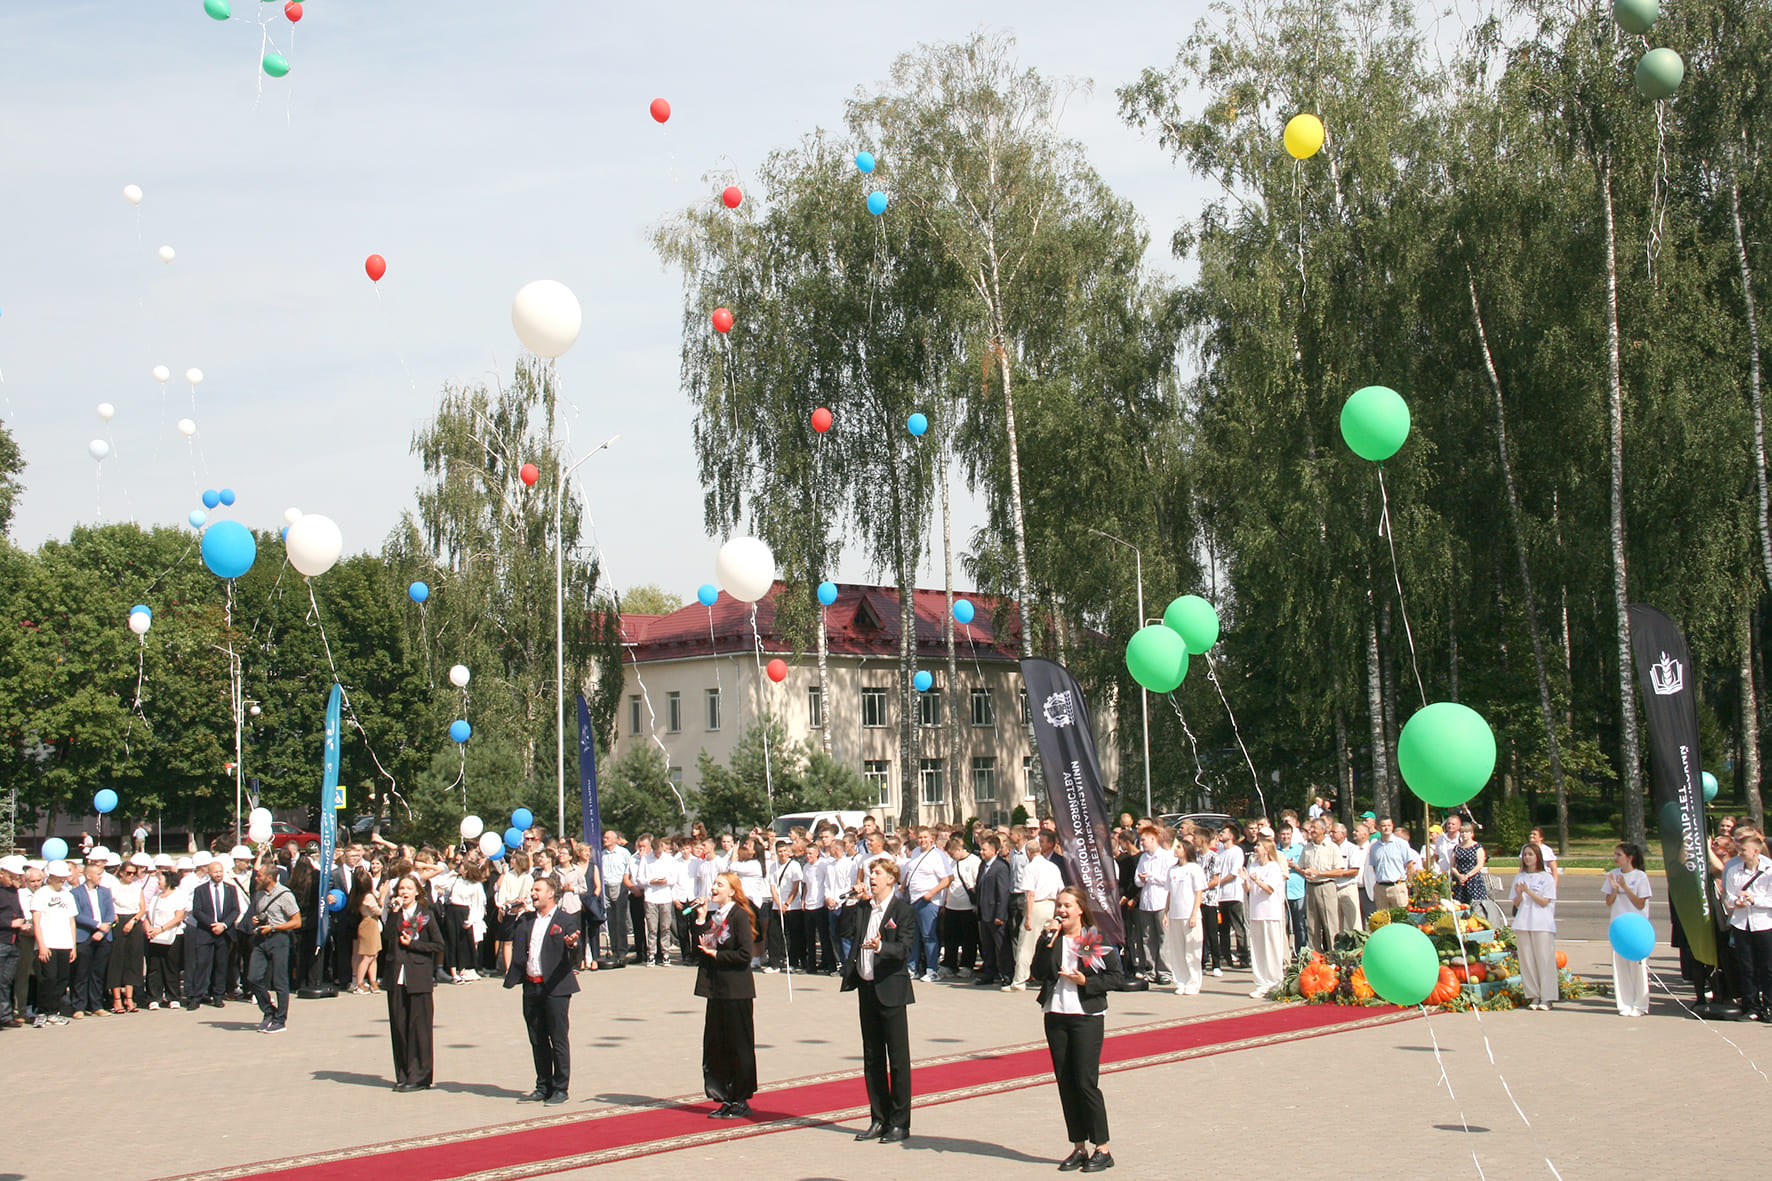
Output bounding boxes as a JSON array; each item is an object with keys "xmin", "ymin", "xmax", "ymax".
[
  {"xmin": 556, "ymin": 435, "xmax": 620, "ymax": 839},
  {"xmin": 1088, "ymin": 528, "xmax": 1151, "ymax": 819}
]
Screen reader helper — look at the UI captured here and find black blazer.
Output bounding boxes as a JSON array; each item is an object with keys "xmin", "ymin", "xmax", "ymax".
[
  {"xmin": 188, "ymin": 878, "xmax": 243, "ymax": 933},
  {"xmin": 692, "ymin": 904, "xmax": 757, "ymax": 1001},
  {"xmin": 1030, "ymin": 926, "xmax": 1124, "ymax": 1015},
  {"xmin": 381, "ymin": 905, "xmax": 446, "ymax": 994},
  {"xmin": 977, "ymin": 856, "xmax": 1011, "ymax": 924},
  {"xmin": 838, "ymin": 895, "xmax": 917, "ymax": 1007},
  {"xmin": 503, "ymin": 908, "xmax": 580, "ymax": 996}
]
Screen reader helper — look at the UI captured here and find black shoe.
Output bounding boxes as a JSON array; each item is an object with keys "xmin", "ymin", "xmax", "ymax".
[
  {"xmin": 879, "ymin": 1126, "xmax": 909, "ymax": 1143},
  {"xmin": 973, "ymin": 976, "xmax": 999, "ymax": 986},
  {"xmin": 1058, "ymin": 1147, "xmax": 1089, "ymax": 1172},
  {"xmin": 393, "ymin": 1083, "xmax": 415, "ymax": 1093},
  {"xmin": 254, "ymin": 1018, "xmax": 272, "ymax": 1033},
  {"xmin": 708, "ymin": 1103, "xmax": 734, "ymax": 1119},
  {"xmin": 855, "ymin": 1121, "xmax": 886, "ymax": 1141},
  {"xmin": 726, "ymin": 1100, "xmax": 751, "ymax": 1118},
  {"xmin": 1081, "ymin": 1150, "xmax": 1115, "ymax": 1173},
  {"xmin": 517, "ymin": 1089, "xmax": 549, "ymax": 1103},
  {"xmin": 207, "ymin": 998, "xmax": 225, "ymax": 1009},
  {"xmin": 544, "ymin": 1091, "xmax": 569, "ymax": 1105}
]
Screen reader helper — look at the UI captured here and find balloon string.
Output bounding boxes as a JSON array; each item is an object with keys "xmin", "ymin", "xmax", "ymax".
[
  {"xmin": 419, "ymin": 601, "xmax": 435, "ymax": 691},
  {"xmin": 122, "ymin": 635, "xmax": 153, "ymax": 755},
  {"xmin": 372, "ymin": 284, "xmax": 419, "ymax": 394},
  {"xmin": 1418, "ymin": 1007, "xmax": 1488, "ymax": 1180},
  {"xmin": 1648, "ymin": 100, "xmax": 1669, "ymax": 279},
  {"xmin": 622, "ymin": 646, "xmax": 688, "ymax": 817},
  {"xmin": 750, "ymin": 604, "xmax": 773, "ymax": 813},
  {"xmin": 304, "ymin": 580, "xmax": 410, "ymax": 821},
  {"xmin": 1164, "ymin": 693, "xmax": 1209, "ymax": 800},
  {"xmin": 1376, "ymin": 465, "xmax": 1428, "ymax": 707},
  {"xmin": 1651, "ymin": 969, "xmax": 1771, "ymax": 1086},
  {"xmin": 1204, "ymin": 652, "xmax": 1267, "ymax": 819}
]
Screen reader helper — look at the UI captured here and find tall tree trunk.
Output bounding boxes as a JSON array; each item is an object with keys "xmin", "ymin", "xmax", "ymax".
[
  {"xmin": 1335, "ymin": 705, "xmax": 1351, "ymax": 825},
  {"xmin": 817, "ymin": 602, "xmax": 831, "ymax": 757},
  {"xmin": 988, "ymin": 313, "xmax": 1034, "ymax": 659},
  {"xmin": 1602, "ymin": 155, "xmax": 1647, "ymax": 848},
  {"xmin": 1742, "ymin": 603, "xmax": 1765, "ymax": 830},
  {"xmin": 896, "ymin": 482, "xmax": 919, "ymax": 832},
  {"xmin": 1466, "ymin": 261, "xmax": 1571, "ymax": 854},
  {"xmin": 1365, "ymin": 591, "xmax": 1392, "ymax": 818},
  {"xmin": 1733, "ymin": 173, "xmax": 1772, "ymax": 591},
  {"xmin": 941, "ymin": 432, "xmax": 962, "ymax": 824}
]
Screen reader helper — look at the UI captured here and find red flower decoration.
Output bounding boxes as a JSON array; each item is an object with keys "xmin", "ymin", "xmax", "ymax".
[
  {"xmin": 1072, "ymin": 930, "xmax": 1105, "ymax": 971},
  {"xmin": 549, "ymin": 924, "xmax": 563, "ymax": 937}
]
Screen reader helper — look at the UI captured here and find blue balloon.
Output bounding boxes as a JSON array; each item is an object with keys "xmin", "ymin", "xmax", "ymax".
[
  {"xmin": 188, "ymin": 509, "xmax": 208, "ymax": 529},
  {"xmin": 697, "ymin": 583, "xmax": 719, "ymax": 607},
  {"xmin": 867, "ymin": 190, "xmax": 889, "ymax": 216},
  {"xmin": 503, "ymin": 826, "xmax": 524, "ymax": 850},
  {"xmin": 326, "ymin": 889, "xmax": 347, "ymax": 913},
  {"xmin": 489, "ymin": 842, "xmax": 505, "ymax": 860},
  {"xmin": 93, "ymin": 789, "xmax": 118, "ymax": 814},
  {"xmin": 1608, "ymin": 911, "xmax": 1656, "ymax": 962},
  {"xmin": 408, "ymin": 581, "xmax": 430, "ymax": 604},
  {"xmin": 201, "ymin": 519, "xmax": 257, "ymax": 579},
  {"xmin": 1702, "ymin": 770, "xmax": 1719, "ymax": 802},
  {"xmin": 449, "ymin": 719, "xmax": 472, "ymax": 743},
  {"xmin": 511, "ymin": 807, "xmax": 534, "ymax": 831},
  {"xmin": 907, "ymin": 412, "xmax": 928, "ymax": 437},
  {"xmin": 219, "ymin": 488, "xmax": 236, "ymax": 506},
  {"xmin": 280, "ymin": 527, "xmax": 288, "ymax": 541},
  {"xmin": 952, "ymin": 598, "xmax": 975, "ymax": 624},
  {"xmin": 816, "ymin": 581, "xmax": 839, "ymax": 606},
  {"xmin": 201, "ymin": 489, "xmax": 221, "ymax": 509},
  {"xmin": 42, "ymin": 837, "xmax": 68, "ymax": 862},
  {"xmin": 856, "ymin": 151, "xmax": 876, "ymax": 173},
  {"xmin": 130, "ymin": 604, "xmax": 152, "ymax": 619},
  {"xmin": 914, "ymin": 669, "xmax": 933, "ymax": 692}
]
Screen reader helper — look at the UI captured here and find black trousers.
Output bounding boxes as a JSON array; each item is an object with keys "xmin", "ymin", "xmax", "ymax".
[
  {"xmin": 72, "ymin": 938, "xmax": 112, "ymax": 1012},
  {"xmin": 522, "ymin": 985, "xmax": 572, "ymax": 1095},
  {"xmin": 941, "ymin": 909, "xmax": 979, "ymax": 972},
  {"xmin": 980, "ymin": 916, "xmax": 1011, "ymax": 981},
  {"xmin": 785, "ymin": 910, "xmax": 809, "ymax": 971},
  {"xmin": 857, "ymin": 981, "xmax": 911, "ymax": 1129},
  {"xmin": 759, "ymin": 905, "xmax": 785, "ymax": 968},
  {"xmin": 1215, "ymin": 900, "xmax": 1248, "ymax": 966},
  {"xmin": 809, "ymin": 907, "xmax": 836, "ymax": 971},
  {"xmin": 442, "ymin": 903, "xmax": 470, "ymax": 974},
  {"xmin": 1200, "ymin": 904, "xmax": 1223, "ymax": 968},
  {"xmin": 249, "ymin": 934, "xmax": 291, "ymax": 1022},
  {"xmin": 702, "ymin": 997, "xmax": 758, "ymax": 1102},
  {"xmin": 145, "ymin": 941, "xmax": 180, "ymax": 1004},
  {"xmin": 627, "ymin": 893, "xmax": 647, "ymax": 963},
  {"xmin": 388, "ymin": 985, "xmax": 435, "ymax": 1086},
  {"xmin": 186, "ymin": 929, "xmax": 230, "ymax": 1004},
  {"xmin": 1045, "ymin": 1012, "xmax": 1110, "ymax": 1146},
  {"xmin": 38, "ymin": 948, "xmax": 73, "ymax": 1017},
  {"xmin": 1735, "ymin": 927, "xmax": 1772, "ymax": 1013},
  {"xmin": 1130, "ymin": 910, "xmax": 1166, "ymax": 978},
  {"xmin": 603, "ymin": 888, "xmax": 629, "ymax": 961}
]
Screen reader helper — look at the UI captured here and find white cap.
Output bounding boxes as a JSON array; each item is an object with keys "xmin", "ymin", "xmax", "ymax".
[
  {"xmin": 153, "ymin": 854, "xmax": 173, "ymax": 868},
  {"xmin": 129, "ymin": 853, "xmax": 153, "ymax": 869},
  {"xmin": 89, "ymin": 847, "xmax": 108, "ymax": 861},
  {"xmin": 46, "ymin": 860, "xmax": 71, "ymax": 878},
  {"xmin": 175, "ymin": 857, "xmax": 194, "ymax": 871},
  {"xmin": 192, "ymin": 852, "xmax": 213, "ymax": 869},
  {"xmin": 230, "ymin": 845, "xmax": 253, "ymax": 861},
  {"xmin": 105, "ymin": 851, "xmax": 123, "ymax": 866},
  {"xmin": 0, "ymin": 855, "xmax": 25, "ymax": 874}
]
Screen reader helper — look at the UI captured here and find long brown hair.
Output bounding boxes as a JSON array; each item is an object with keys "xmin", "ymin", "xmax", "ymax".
[
  {"xmin": 716, "ymin": 871, "xmax": 758, "ymax": 936},
  {"xmin": 1057, "ymin": 885, "xmax": 1096, "ymax": 930}
]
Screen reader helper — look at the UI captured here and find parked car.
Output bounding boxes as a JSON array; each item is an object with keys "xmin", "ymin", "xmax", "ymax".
[
  {"xmin": 267, "ymin": 820, "xmax": 321, "ymax": 851},
  {"xmin": 1158, "ymin": 812, "xmax": 1236, "ymax": 837},
  {"xmin": 770, "ymin": 810, "xmax": 872, "ymax": 838}
]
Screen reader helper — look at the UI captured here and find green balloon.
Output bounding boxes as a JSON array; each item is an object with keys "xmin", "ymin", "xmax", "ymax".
[
  {"xmin": 1635, "ymin": 48, "xmax": 1684, "ymax": 100},
  {"xmin": 1361, "ymin": 923, "xmax": 1441, "ymax": 1006},
  {"xmin": 1125, "ymin": 624, "xmax": 1188, "ymax": 693},
  {"xmin": 262, "ymin": 52, "xmax": 290, "ymax": 78},
  {"xmin": 204, "ymin": 0, "xmax": 230, "ymax": 18},
  {"xmin": 1397, "ymin": 701, "xmax": 1497, "ymax": 808},
  {"xmin": 1339, "ymin": 385, "xmax": 1410, "ymax": 462},
  {"xmin": 1162, "ymin": 594, "xmax": 1220, "ymax": 653},
  {"xmin": 1612, "ymin": 0, "xmax": 1657, "ymax": 34}
]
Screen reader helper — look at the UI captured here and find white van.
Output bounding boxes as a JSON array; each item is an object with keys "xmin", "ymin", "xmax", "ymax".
[{"xmin": 769, "ymin": 810, "xmax": 873, "ymax": 838}]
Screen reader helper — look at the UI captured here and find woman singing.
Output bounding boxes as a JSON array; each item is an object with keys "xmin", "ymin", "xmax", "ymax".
[
  {"xmin": 1032, "ymin": 886, "xmax": 1124, "ymax": 1174},
  {"xmin": 383, "ymin": 875, "xmax": 445, "ymax": 1092},
  {"xmin": 692, "ymin": 871, "xmax": 758, "ymax": 1118}
]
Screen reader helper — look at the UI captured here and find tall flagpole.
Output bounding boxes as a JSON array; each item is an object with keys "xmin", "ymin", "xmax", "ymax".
[{"xmin": 555, "ymin": 436, "xmax": 619, "ymax": 838}]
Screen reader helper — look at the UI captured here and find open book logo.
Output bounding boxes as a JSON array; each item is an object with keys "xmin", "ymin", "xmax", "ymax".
[
  {"xmin": 1043, "ymin": 690, "xmax": 1076, "ymax": 729},
  {"xmin": 1649, "ymin": 652, "xmax": 1684, "ymax": 696}
]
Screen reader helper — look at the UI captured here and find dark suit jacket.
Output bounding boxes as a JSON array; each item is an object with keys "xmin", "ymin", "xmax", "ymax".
[
  {"xmin": 504, "ymin": 908, "xmax": 580, "ymax": 996},
  {"xmin": 1030, "ymin": 926, "xmax": 1125, "ymax": 1015},
  {"xmin": 692, "ymin": 904, "xmax": 757, "ymax": 1000},
  {"xmin": 188, "ymin": 878, "xmax": 243, "ymax": 934},
  {"xmin": 381, "ymin": 905, "xmax": 446, "ymax": 994},
  {"xmin": 977, "ymin": 856, "xmax": 1011, "ymax": 925},
  {"xmin": 838, "ymin": 895, "xmax": 917, "ymax": 1007},
  {"xmin": 72, "ymin": 884, "xmax": 116, "ymax": 943}
]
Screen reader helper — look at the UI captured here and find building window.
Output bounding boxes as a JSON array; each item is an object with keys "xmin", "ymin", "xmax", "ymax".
[
  {"xmin": 667, "ymin": 691, "xmax": 682, "ymax": 734},
  {"xmin": 1019, "ymin": 686, "xmax": 1031, "ymax": 723},
  {"xmin": 1023, "ymin": 755, "xmax": 1037, "ymax": 800},
  {"xmin": 972, "ymin": 756, "xmax": 997, "ymax": 802},
  {"xmin": 920, "ymin": 758, "xmax": 945, "ymax": 806},
  {"xmin": 808, "ymin": 685, "xmax": 824, "ymax": 729},
  {"xmin": 705, "ymin": 688, "xmax": 721, "ymax": 731},
  {"xmin": 918, "ymin": 689, "xmax": 942, "ymax": 727},
  {"xmin": 861, "ymin": 687, "xmax": 889, "ymax": 728},
  {"xmin": 628, "ymin": 695, "xmax": 642, "ymax": 737},
  {"xmin": 669, "ymin": 766, "xmax": 683, "ymax": 788},
  {"xmin": 864, "ymin": 760, "xmax": 891, "ymax": 808},
  {"xmin": 970, "ymin": 687, "xmax": 994, "ymax": 727}
]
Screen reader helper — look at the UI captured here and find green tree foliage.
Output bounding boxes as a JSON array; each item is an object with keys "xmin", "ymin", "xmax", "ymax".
[
  {"xmin": 695, "ymin": 717, "xmax": 874, "ymax": 834},
  {"xmin": 599, "ymin": 742, "xmax": 691, "ymax": 840},
  {"xmin": 0, "ymin": 419, "xmax": 22, "ymax": 537},
  {"xmin": 621, "ymin": 584, "xmax": 683, "ymax": 616}
]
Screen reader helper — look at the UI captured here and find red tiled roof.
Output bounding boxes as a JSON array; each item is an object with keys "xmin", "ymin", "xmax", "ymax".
[{"xmin": 622, "ymin": 583, "xmax": 1022, "ymax": 662}]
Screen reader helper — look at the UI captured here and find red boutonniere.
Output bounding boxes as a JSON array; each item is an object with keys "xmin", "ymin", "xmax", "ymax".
[
  {"xmin": 549, "ymin": 924, "xmax": 563, "ymax": 937},
  {"xmin": 402, "ymin": 912, "xmax": 429, "ymax": 936},
  {"xmin": 1072, "ymin": 930, "xmax": 1105, "ymax": 972},
  {"xmin": 885, "ymin": 918, "xmax": 898, "ymax": 930}
]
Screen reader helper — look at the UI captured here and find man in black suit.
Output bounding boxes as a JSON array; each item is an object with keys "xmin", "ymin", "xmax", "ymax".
[
  {"xmin": 186, "ymin": 856, "xmax": 243, "ymax": 1010},
  {"xmin": 504, "ymin": 877, "xmax": 579, "ymax": 1105},
  {"xmin": 838, "ymin": 857, "xmax": 917, "ymax": 1144},
  {"xmin": 974, "ymin": 834, "xmax": 1012, "ymax": 986}
]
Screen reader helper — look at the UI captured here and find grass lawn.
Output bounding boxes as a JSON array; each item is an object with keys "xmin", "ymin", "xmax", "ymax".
[{"xmin": 1486, "ymin": 835, "xmax": 1667, "ymax": 872}]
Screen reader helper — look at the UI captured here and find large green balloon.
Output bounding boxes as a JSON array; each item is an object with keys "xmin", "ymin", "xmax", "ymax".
[
  {"xmin": 1361, "ymin": 923, "xmax": 1441, "ymax": 1005},
  {"xmin": 262, "ymin": 52, "xmax": 290, "ymax": 78},
  {"xmin": 1126, "ymin": 624, "xmax": 1188, "ymax": 693},
  {"xmin": 1612, "ymin": 0, "xmax": 1657, "ymax": 34},
  {"xmin": 1339, "ymin": 385, "xmax": 1411, "ymax": 462},
  {"xmin": 1163, "ymin": 594, "xmax": 1221, "ymax": 653},
  {"xmin": 1397, "ymin": 701, "xmax": 1497, "ymax": 808},
  {"xmin": 1635, "ymin": 48, "xmax": 1684, "ymax": 100},
  {"xmin": 204, "ymin": 0, "xmax": 231, "ymax": 18}
]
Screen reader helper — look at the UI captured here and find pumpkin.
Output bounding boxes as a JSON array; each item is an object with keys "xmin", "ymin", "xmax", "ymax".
[
  {"xmin": 1299, "ymin": 962, "xmax": 1338, "ymax": 997},
  {"xmin": 1350, "ymin": 967, "xmax": 1376, "ymax": 1000},
  {"xmin": 1426, "ymin": 966, "xmax": 1460, "ymax": 1005},
  {"xmin": 1555, "ymin": 949, "xmax": 1568, "ymax": 970},
  {"xmin": 1450, "ymin": 964, "xmax": 1471, "ymax": 984}
]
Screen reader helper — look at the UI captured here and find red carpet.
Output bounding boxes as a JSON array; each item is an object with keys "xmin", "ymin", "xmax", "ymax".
[{"xmin": 164, "ymin": 1002, "xmax": 1412, "ymax": 1181}]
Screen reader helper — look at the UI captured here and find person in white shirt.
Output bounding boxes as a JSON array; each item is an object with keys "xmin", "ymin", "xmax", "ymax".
[
  {"xmin": 803, "ymin": 839, "xmax": 836, "ymax": 973},
  {"xmin": 900, "ymin": 828, "xmax": 955, "ymax": 983},
  {"xmin": 829, "ymin": 835, "xmax": 859, "ymax": 962},
  {"xmin": 1723, "ymin": 831, "xmax": 1772, "ymax": 1021},
  {"xmin": 1243, "ymin": 839, "xmax": 1287, "ymax": 996},
  {"xmin": 1008, "ymin": 831, "xmax": 1065, "ymax": 991},
  {"xmin": 1206, "ymin": 826, "xmax": 1248, "ymax": 971},
  {"xmin": 1512, "ymin": 844, "xmax": 1558, "ymax": 1010},
  {"xmin": 1131, "ymin": 827, "xmax": 1174, "ymax": 985},
  {"xmin": 638, "ymin": 839, "xmax": 679, "ymax": 967},
  {"xmin": 31, "ymin": 861, "xmax": 79, "ymax": 1025},
  {"xmin": 1161, "ymin": 839, "xmax": 1205, "ymax": 995},
  {"xmin": 1601, "ymin": 842, "xmax": 1653, "ymax": 1017},
  {"xmin": 770, "ymin": 841, "xmax": 805, "ymax": 972},
  {"xmin": 1431, "ymin": 815, "xmax": 1464, "ymax": 875},
  {"xmin": 1331, "ymin": 823, "xmax": 1364, "ymax": 932},
  {"xmin": 1524, "ymin": 827, "xmax": 1561, "ymax": 883},
  {"xmin": 939, "ymin": 836, "xmax": 980, "ymax": 979},
  {"xmin": 142, "ymin": 869, "xmax": 187, "ymax": 1009},
  {"xmin": 670, "ymin": 838, "xmax": 699, "ymax": 967}
]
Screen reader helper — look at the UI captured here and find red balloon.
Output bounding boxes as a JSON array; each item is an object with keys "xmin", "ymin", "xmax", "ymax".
[
  {"xmin": 519, "ymin": 462, "xmax": 539, "ymax": 487},
  {"xmin": 811, "ymin": 407, "xmax": 833, "ymax": 433},
  {"xmin": 722, "ymin": 186, "xmax": 743, "ymax": 210},
  {"xmin": 284, "ymin": 1, "xmax": 302, "ymax": 20},
  {"xmin": 766, "ymin": 658, "xmax": 787, "ymax": 683},
  {"xmin": 712, "ymin": 307, "xmax": 734, "ymax": 334},
  {"xmin": 650, "ymin": 97, "xmax": 671, "ymax": 124},
  {"xmin": 365, "ymin": 254, "xmax": 386, "ymax": 282}
]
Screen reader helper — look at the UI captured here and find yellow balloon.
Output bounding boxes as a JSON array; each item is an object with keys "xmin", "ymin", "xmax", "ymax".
[{"xmin": 1284, "ymin": 113, "xmax": 1325, "ymax": 160}]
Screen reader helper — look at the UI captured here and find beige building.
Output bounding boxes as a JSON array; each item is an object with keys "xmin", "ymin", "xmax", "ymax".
[{"xmin": 610, "ymin": 583, "xmax": 1120, "ymax": 830}]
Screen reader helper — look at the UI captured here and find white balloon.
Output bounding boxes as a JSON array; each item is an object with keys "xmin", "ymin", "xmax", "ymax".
[
  {"xmin": 185, "ymin": 368, "xmax": 204, "ymax": 386},
  {"xmin": 460, "ymin": 815, "xmax": 485, "ymax": 841},
  {"xmin": 97, "ymin": 402, "xmax": 115, "ymax": 421},
  {"xmin": 283, "ymin": 507, "xmax": 303, "ymax": 526},
  {"xmin": 123, "ymin": 184, "xmax": 143, "ymax": 205},
  {"xmin": 477, "ymin": 831, "xmax": 503, "ymax": 858},
  {"xmin": 285, "ymin": 513, "xmax": 343, "ymax": 577},
  {"xmin": 715, "ymin": 535, "xmax": 776, "ymax": 603},
  {"xmin": 248, "ymin": 822, "xmax": 272, "ymax": 845},
  {"xmin": 88, "ymin": 439, "xmax": 111, "ymax": 461},
  {"xmin": 158, "ymin": 245, "xmax": 175, "ymax": 263},
  {"xmin": 151, "ymin": 365, "xmax": 170, "ymax": 384},
  {"xmin": 177, "ymin": 418, "xmax": 197, "ymax": 437},
  {"xmin": 448, "ymin": 664, "xmax": 471, "ymax": 688},
  {"xmin": 248, "ymin": 807, "xmax": 273, "ymax": 827},
  {"xmin": 511, "ymin": 280, "xmax": 583, "ymax": 358},
  {"xmin": 128, "ymin": 612, "xmax": 152, "ymax": 635}
]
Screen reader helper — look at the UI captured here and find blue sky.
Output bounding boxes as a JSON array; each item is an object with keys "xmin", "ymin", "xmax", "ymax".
[{"xmin": 0, "ymin": 0, "xmax": 1217, "ymax": 599}]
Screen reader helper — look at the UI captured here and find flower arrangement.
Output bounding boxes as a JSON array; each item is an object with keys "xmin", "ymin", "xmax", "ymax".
[{"xmin": 1072, "ymin": 930, "xmax": 1106, "ymax": 971}]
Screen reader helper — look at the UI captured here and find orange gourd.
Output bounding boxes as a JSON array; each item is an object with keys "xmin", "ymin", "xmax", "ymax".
[
  {"xmin": 1554, "ymin": 949, "xmax": 1568, "ymax": 970},
  {"xmin": 1299, "ymin": 962, "xmax": 1337, "ymax": 997},
  {"xmin": 1350, "ymin": 967, "xmax": 1376, "ymax": 1000},
  {"xmin": 1427, "ymin": 966, "xmax": 1460, "ymax": 1005}
]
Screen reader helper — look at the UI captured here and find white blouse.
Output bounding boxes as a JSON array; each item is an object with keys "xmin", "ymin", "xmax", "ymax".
[
  {"xmin": 1042, "ymin": 932, "xmax": 1097, "ymax": 1017},
  {"xmin": 1512, "ymin": 871, "xmax": 1557, "ymax": 933}
]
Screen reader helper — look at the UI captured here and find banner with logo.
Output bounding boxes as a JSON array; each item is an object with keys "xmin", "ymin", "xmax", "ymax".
[
  {"xmin": 316, "ymin": 682, "xmax": 342, "ymax": 951},
  {"xmin": 1628, "ymin": 604, "xmax": 1717, "ymax": 966},
  {"xmin": 1020, "ymin": 657, "xmax": 1123, "ymax": 945}
]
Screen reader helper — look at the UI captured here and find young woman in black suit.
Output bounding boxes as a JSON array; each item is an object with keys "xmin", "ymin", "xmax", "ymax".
[
  {"xmin": 1032, "ymin": 885, "xmax": 1124, "ymax": 1173},
  {"xmin": 692, "ymin": 870, "xmax": 758, "ymax": 1118},
  {"xmin": 838, "ymin": 857, "xmax": 917, "ymax": 1144},
  {"xmin": 383, "ymin": 874, "xmax": 446, "ymax": 1092}
]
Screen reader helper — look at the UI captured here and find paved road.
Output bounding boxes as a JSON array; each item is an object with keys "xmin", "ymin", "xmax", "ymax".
[{"xmin": 1513, "ymin": 870, "xmax": 1669, "ymax": 944}]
